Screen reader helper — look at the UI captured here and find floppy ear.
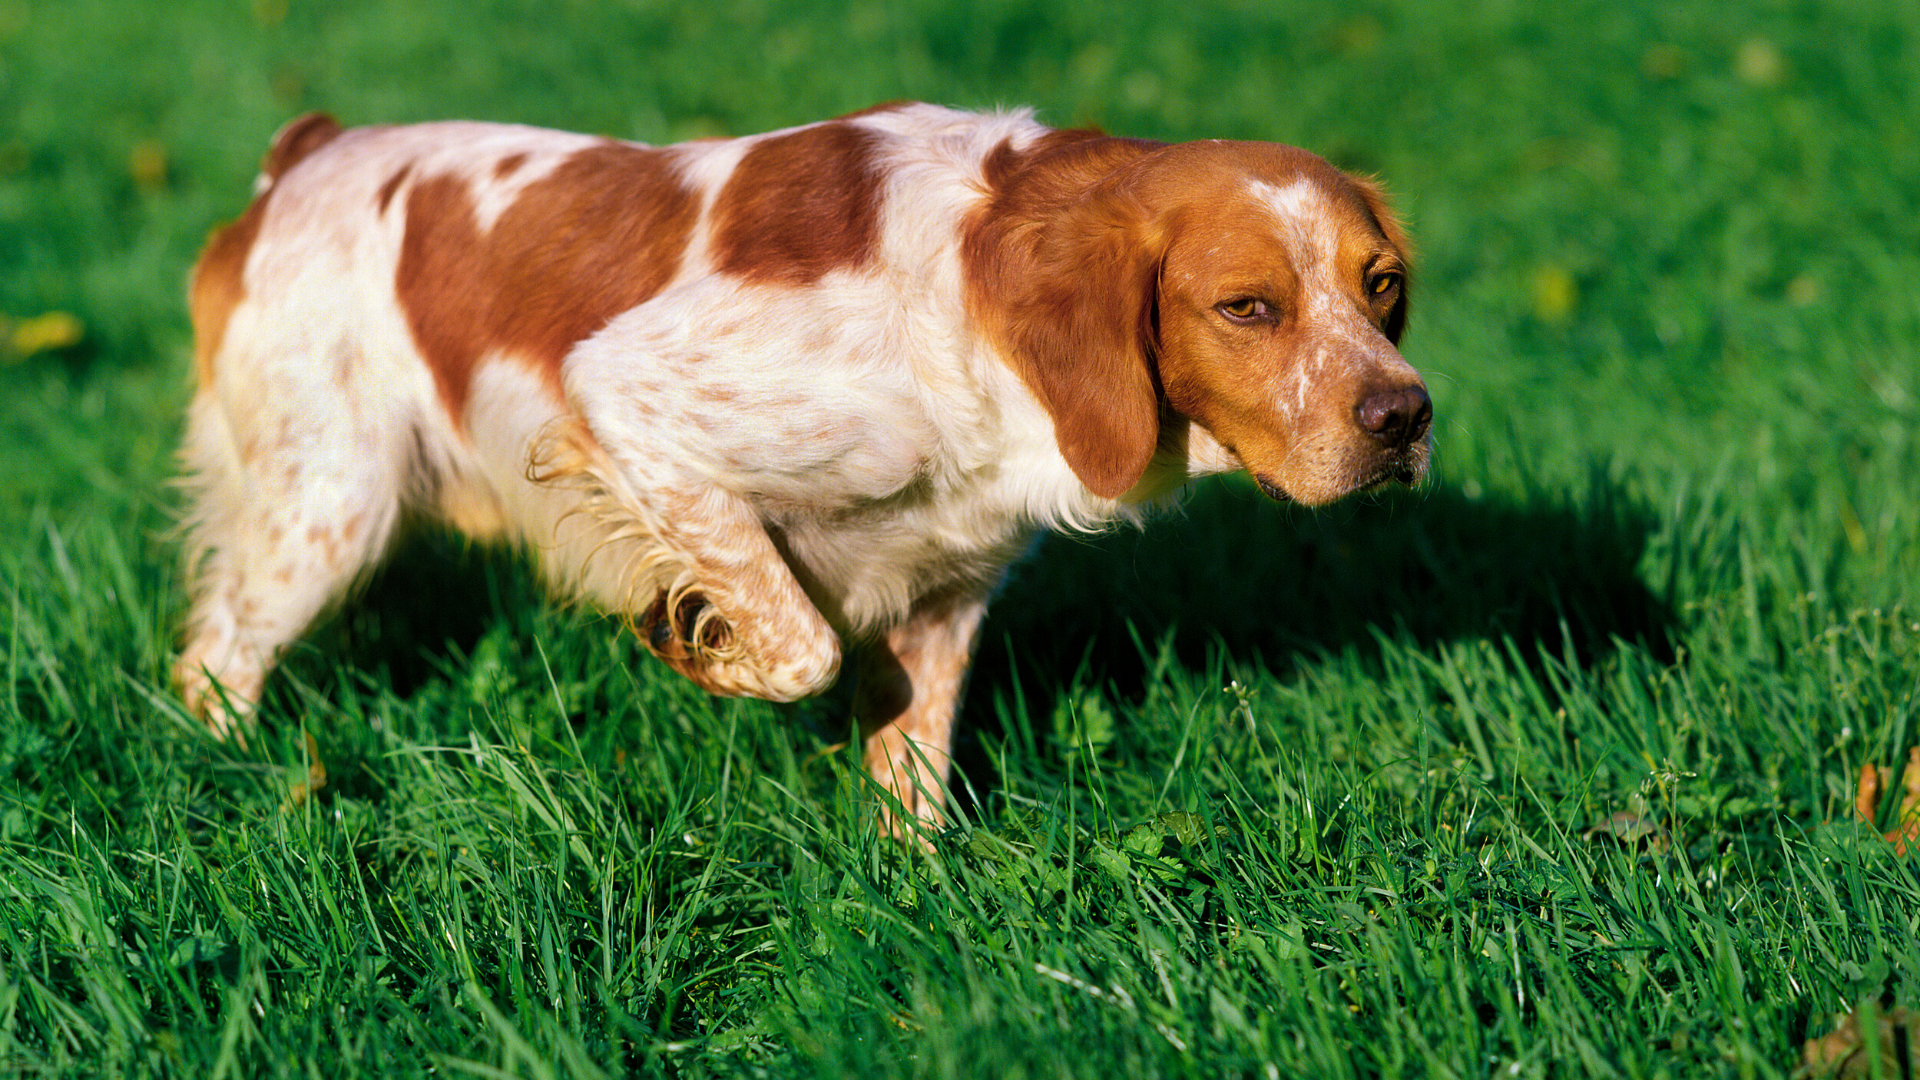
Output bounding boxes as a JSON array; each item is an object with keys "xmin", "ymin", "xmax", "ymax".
[{"xmin": 998, "ymin": 192, "xmax": 1168, "ymax": 500}]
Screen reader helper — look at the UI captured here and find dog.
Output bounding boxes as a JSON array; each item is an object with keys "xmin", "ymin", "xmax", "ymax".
[{"xmin": 176, "ymin": 102, "xmax": 1431, "ymax": 832}]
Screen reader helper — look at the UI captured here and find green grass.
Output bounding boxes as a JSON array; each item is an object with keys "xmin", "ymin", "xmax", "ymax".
[{"xmin": 4, "ymin": 0, "xmax": 1920, "ymax": 1075}]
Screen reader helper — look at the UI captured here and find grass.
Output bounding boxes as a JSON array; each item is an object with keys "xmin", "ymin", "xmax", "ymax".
[{"xmin": 3, "ymin": 0, "xmax": 1920, "ymax": 1075}]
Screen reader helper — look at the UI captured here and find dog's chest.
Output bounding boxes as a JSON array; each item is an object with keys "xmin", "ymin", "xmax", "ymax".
[{"xmin": 759, "ymin": 472, "xmax": 1042, "ymax": 634}]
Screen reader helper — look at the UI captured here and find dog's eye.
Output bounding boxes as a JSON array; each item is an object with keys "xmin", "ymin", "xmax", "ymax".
[
  {"xmin": 1218, "ymin": 298, "xmax": 1269, "ymax": 322},
  {"xmin": 1369, "ymin": 272, "xmax": 1402, "ymax": 298}
]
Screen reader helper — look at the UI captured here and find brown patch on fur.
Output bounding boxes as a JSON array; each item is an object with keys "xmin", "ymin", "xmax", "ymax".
[
  {"xmin": 189, "ymin": 196, "xmax": 269, "ymax": 386},
  {"xmin": 376, "ymin": 166, "xmax": 410, "ymax": 214},
  {"xmin": 961, "ymin": 130, "xmax": 1169, "ymax": 499},
  {"xmin": 304, "ymin": 524, "xmax": 341, "ymax": 568},
  {"xmin": 710, "ymin": 122, "xmax": 884, "ymax": 285},
  {"xmin": 395, "ymin": 142, "xmax": 700, "ymax": 419},
  {"xmin": 263, "ymin": 113, "xmax": 343, "ymax": 183},
  {"xmin": 493, "ymin": 152, "xmax": 528, "ymax": 180},
  {"xmin": 836, "ymin": 100, "xmax": 910, "ymax": 120},
  {"xmin": 190, "ymin": 114, "xmax": 348, "ymax": 384}
]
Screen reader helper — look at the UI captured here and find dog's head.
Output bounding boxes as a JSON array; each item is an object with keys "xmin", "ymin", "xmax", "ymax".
[{"xmin": 973, "ymin": 136, "xmax": 1431, "ymax": 505}]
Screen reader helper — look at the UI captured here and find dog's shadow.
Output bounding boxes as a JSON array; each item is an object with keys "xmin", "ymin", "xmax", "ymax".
[
  {"xmin": 957, "ymin": 471, "xmax": 1675, "ymax": 776},
  {"xmin": 291, "ymin": 471, "xmax": 1673, "ymax": 807}
]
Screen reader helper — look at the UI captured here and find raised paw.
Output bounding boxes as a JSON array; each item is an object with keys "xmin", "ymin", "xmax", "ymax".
[
  {"xmin": 635, "ymin": 586, "xmax": 839, "ymax": 702},
  {"xmin": 640, "ymin": 587, "xmax": 735, "ymax": 662}
]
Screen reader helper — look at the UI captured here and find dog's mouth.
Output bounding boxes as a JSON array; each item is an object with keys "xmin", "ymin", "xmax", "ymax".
[
  {"xmin": 1367, "ymin": 458, "xmax": 1428, "ymax": 490},
  {"xmin": 1251, "ymin": 456, "xmax": 1427, "ymax": 505},
  {"xmin": 1253, "ymin": 474, "xmax": 1293, "ymax": 503}
]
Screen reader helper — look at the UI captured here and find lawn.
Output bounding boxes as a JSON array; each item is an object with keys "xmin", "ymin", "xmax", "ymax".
[{"xmin": 3, "ymin": 0, "xmax": 1919, "ymax": 1076}]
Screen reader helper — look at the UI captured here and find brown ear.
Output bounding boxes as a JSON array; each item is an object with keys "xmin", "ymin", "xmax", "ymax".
[{"xmin": 1000, "ymin": 192, "xmax": 1167, "ymax": 500}]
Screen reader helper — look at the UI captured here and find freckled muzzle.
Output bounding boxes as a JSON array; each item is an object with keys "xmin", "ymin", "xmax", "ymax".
[
  {"xmin": 1341, "ymin": 378, "xmax": 1432, "ymax": 494},
  {"xmin": 1248, "ymin": 376, "xmax": 1432, "ymax": 506}
]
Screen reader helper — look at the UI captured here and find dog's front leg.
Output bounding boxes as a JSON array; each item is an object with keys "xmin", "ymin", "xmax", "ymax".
[
  {"xmin": 853, "ymin": 590, "xmax": 992, "ymax": 836},
  {"xmin": 531, "ymin": 417, "xmax": 842, "ymax": 702},
  {"xmin": 634, "ymin": 486, "xmax": 845, "ymax": 703}
]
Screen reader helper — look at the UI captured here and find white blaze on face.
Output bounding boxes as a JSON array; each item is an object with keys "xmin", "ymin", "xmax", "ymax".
[
  {"xmin": 1243, "ymin": 177, "xmax": 1382, "ymax": 417},
  {"xmin": 1246, "ymin": 176, "xmax": 1347, "ymax": 302}
]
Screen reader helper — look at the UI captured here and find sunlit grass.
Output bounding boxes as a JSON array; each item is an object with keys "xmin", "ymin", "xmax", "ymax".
[{"xmin": 4, "ymin": 0, "xmax": 1919, "ymax": 1076}]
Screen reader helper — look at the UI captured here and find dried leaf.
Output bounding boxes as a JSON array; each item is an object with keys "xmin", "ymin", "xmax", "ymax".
[
  {"xmin": 1800, "ymin": 1004, "xmax": 1920, "ymax": 1078},
  {"xmin": 1852, "ymin": 748, "xmax": 1920, "ymax": 854},
  {"xmin": 129, "ymin": 139, "xmax": 168, "ymax": 192},
  {"xmin": 286, "ymin": 730, "xmax": 327, "ymax": 809},
  {"xmin": 1585, "ymin": 810, "xmax": 1669, "ymax": 853}
]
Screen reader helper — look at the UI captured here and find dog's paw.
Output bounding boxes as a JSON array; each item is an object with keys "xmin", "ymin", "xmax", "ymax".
[
  {"xmin": 637, "ymin": 587, "xmax": 839, "ymax": 701},
  {"xmin": 640, "ymin": 587, "xmax": 734, "ymax": 662}
]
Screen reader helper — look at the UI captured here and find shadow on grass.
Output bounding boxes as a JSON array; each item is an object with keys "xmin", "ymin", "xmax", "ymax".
[
  {"xmin": 276, "ymin": 470, "xmax": 1674, "ymax": 804},
  {"xmin": 278, "ymin": 531, "xmax": 552, "ymax": 709},
  {"xmin": 964, "ymin": 469, "xmax": 1676, "ymax": 731}
]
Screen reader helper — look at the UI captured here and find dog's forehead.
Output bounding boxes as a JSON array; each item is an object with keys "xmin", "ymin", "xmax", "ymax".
[
  {"xmin": 1241, "ymin": 175, "xmax": 1370, "ymax": 262},
  {"xmin": 1164, "ymin": 172, "xmax": 1372, "ymax": 293}
]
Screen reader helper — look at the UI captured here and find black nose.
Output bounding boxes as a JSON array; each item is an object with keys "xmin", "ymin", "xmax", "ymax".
[{"xmin": 1356, "ymin": 385, "xmax": 1433, "ymax": 449}]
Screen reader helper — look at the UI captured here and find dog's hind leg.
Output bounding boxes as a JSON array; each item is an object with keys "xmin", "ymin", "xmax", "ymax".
[{"xmin": 174, "ymin": 383, "xmax": 410, "ymax": 735}]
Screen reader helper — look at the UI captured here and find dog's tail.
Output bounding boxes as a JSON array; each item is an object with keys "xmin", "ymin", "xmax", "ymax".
[{"xmin": 253, "ymin": 112, "xmax": 342, "ymax": 195}]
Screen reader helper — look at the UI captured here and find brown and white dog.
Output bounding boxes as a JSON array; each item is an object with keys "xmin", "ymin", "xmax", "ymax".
[{"xmin": 177, "ymin": 102, "xmax": 1430, "ymax": 831}]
